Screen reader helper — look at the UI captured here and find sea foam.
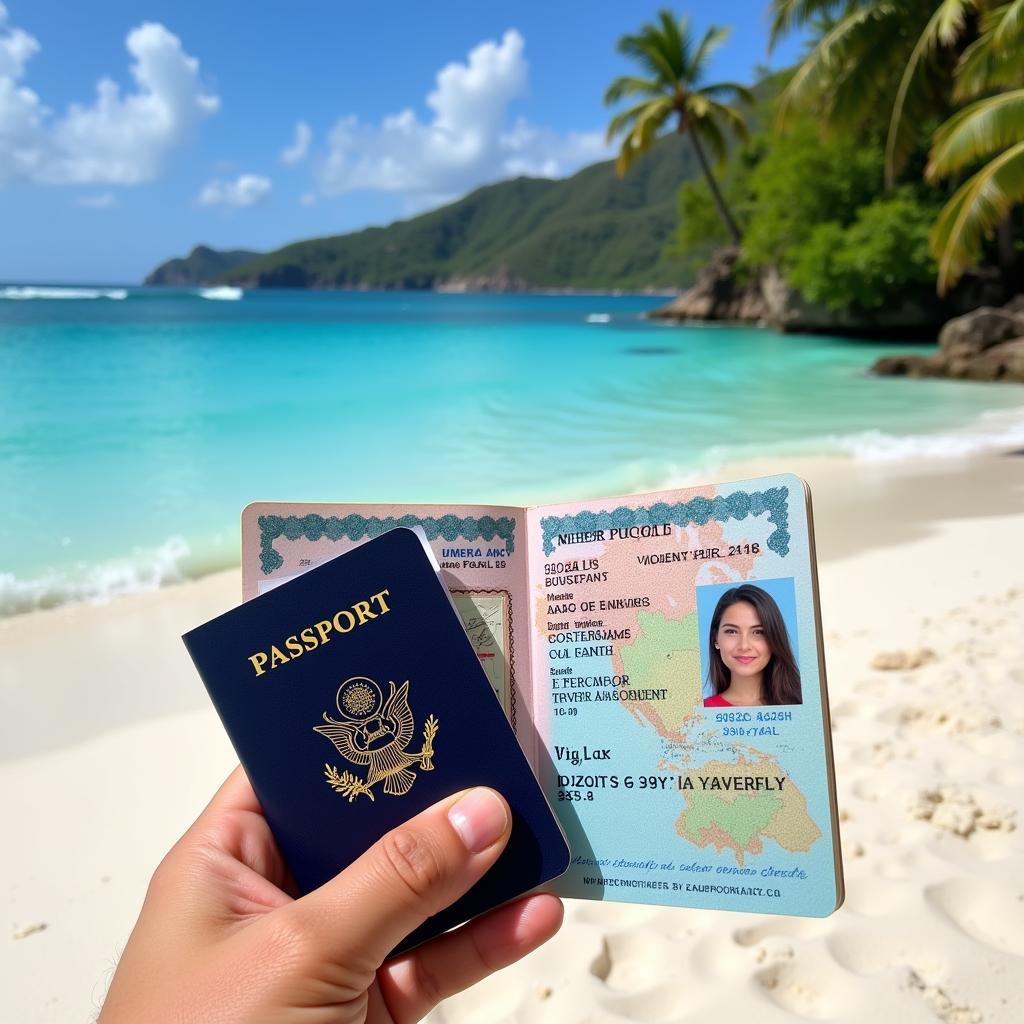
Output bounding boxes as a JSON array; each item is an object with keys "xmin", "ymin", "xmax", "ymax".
[
  {"xmin": 1, "ymin": 286, "xmax": 128, "ymax": 300},
  {"xmin": 827, "ymin": 411, "xmax": 1024, "ymax": 461},
  {"xmin": 198, "ymin": 286, "xmax": 243, "ymax": 301},
  {"xmin": 646, "ymin": 407, "xmax": 1024, "ymax": 494},
  {"xmin": 0, "ymin": 536, "xmax": 191, "ymax": 617}
]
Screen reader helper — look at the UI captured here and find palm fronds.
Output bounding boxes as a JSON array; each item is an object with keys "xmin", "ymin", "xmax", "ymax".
[
  {"xmin": 928, "ymin": 89, "xmax": 1024, "ymax": 177},
  {"xmin": 885, "ymin": 0, "xmax": 977, "ymax": 185},
  {"xmin": 931, "ymin": 141, "xmax": 1024, "ymax": 291}
]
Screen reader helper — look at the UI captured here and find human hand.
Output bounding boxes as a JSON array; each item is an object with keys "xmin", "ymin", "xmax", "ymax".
[{"xmin": 98, "ymin": 765, "xmax": 563, "ymax": 1023}]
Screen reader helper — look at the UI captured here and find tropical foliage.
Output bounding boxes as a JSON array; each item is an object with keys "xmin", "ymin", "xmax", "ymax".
[
  {"xmin": 604, "ymin": 10, "xmax": 754, "ymax": 243},
  {"xmin": 769, "ymin": 0, "xmax": 1024, "ymax": 293},
  {"xmin": 770, "ymin": 1, "xmax": 977, "ymax": 184},
  {"xmin": 926, "ymin": 2, "xmax": 1024, "ymax": 291},
  {"xmin": 675, "ymin": 120, "xmax": 942, "ymax": 310},
  {"xmin": 787, "ymin": 192, "xmax": 940, "ymax": 310}
]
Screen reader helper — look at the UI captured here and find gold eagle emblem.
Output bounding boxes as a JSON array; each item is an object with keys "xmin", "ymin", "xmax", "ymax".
[{"xmin": 314, "ymin": 676, "xmax": 438, "ymax": 802}]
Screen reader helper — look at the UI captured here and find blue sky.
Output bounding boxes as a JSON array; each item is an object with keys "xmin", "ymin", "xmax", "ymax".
[{"xmin": 0, "ymin": 1, "xmax": 805, "ymax": 283}]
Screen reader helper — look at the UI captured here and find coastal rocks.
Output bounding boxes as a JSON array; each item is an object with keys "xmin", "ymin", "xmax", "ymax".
[
  {"xmin": 963, "ymin": 338, "xmax": 1024, "ymax": 381},
  {"xmin": 872, "ymin": 299, "xmax": 1024, "ymax": 383},
  {"xmin": 938, "ymin": 306, "xmax": 1024, "ymax": 358},
  {"xmin": 648, "ymin": 247, "xmax": 768, "ymax": 323},
  {"xmin": 649, "ymin": 247, "xmax": 951, "ymax": 334},
  {"xmin": 759, "ymin": 264, "xmax": 941, "ymax": 334},
  {"xmin": 436, "ymin": 267, "xmax": 530, "ymax": 292}
]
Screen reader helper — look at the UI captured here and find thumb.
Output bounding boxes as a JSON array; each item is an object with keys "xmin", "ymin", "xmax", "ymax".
[{"xmin": 290, "ymin": 787, "xmax": 511, "ymax": 969}]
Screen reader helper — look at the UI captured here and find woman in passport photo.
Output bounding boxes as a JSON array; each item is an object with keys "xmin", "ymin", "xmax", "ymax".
[{"xmin": 703, "ymin": 584, "xmax": 802, "ymax": 707}]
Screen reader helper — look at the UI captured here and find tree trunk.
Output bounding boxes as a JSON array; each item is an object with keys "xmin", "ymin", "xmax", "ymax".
[
  {"xmin": 997, "ymin": 212, "xmax": 1017, "ymax": 276},
  {"xmin": 686, "ymin": 125, "xmax": 742, "ymax": 245}
]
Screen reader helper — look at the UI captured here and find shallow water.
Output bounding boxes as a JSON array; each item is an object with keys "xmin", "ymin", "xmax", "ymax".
[{"xmin": 1, "ymin": 287, "xmax": 1021, "ymax": 614}]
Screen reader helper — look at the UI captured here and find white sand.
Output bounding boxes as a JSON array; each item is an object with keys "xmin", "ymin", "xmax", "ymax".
[{"xmin": 3, "ymin": 452, "xmax": 1023, "ymax": 1023}]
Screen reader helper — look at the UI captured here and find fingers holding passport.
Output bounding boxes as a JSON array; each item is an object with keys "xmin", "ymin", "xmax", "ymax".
[
  {"xmin": 378, "ymin": 891, "xmax": 564, "ymax": 1022},
  {"xmin": 100, "ymin": 776, "xmax": 562, "ymax": 1023},
  {"xmin": 296, "ymin": 787, "xmax": 512, "ymax": 967},
  {"xmin": 284, "ymin": 784, "xmax": 563, "ymax": 1020}
]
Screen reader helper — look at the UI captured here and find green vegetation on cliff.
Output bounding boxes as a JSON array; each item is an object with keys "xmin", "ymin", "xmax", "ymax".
[
  {"xmin": 210, "ymin": 136, "xmax": 697, "ymax": 290},
  {"xmin": 675, "ymin": 119, "xmax": 944, "ymax": 312}
]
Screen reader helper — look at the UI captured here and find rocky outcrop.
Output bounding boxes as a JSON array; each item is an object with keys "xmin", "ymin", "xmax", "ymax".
[
  {"xmin": 648, "ymin": 248, "xmax": 754, "ymax": 321},
  {"xmin": 435, "ymin": 268, "xmax": 530, "ymax": 293},
  {"xmin": 648, "ymin": 248, "xmax": 768, "ymax": 322},
  {"xmin": 937, "ymin": 306, "xmax": 1024, "ymax": 359},
  {"xmin": 871, "ymin": 300, "xmax": 1024, "ymax": 383},
  {"xmin": 649, "ymin": 247, "xmax": 1010, "ymax": 335}
]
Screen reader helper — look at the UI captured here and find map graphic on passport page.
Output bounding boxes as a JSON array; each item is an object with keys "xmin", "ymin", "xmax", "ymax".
[{"xmin": 242, "ymin": 474, "xmax": 844, "ymax": 917}]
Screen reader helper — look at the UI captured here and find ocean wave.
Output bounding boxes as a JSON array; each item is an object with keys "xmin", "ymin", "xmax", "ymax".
[
  {"xmin": 198, "ymin": 286, "xmax": 243, "ymax": 301},
  {"xmin": 0, "ymin": 536, "xmax": 191, "ymax": 617},
  {"xmin": 586, "ymin": 313, "xmax": 611, "ymax": 323},
  {"xmin": 826, "ymin": 410, "xmax": 1024, "ymax": 461},
  {"xmin": 645, "ymin": 407, "xmax": 1024, "ymax": 491},
  {"xmin": 1, "ymin": 285, "xmax": 128, "ymax": 300}
]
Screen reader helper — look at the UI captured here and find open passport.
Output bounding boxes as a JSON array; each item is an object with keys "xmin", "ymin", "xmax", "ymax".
[{"xmin": 242, "ymin": 473, "xmax": 844, "ymax": 918}]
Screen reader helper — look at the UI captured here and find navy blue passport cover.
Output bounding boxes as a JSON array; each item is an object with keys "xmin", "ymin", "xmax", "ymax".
[{"xmin": 182, "ymin": 527, "xmax": 569, "ymax": 954}]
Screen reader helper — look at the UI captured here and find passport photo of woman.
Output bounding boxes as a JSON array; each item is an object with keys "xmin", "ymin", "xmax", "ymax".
[{"xmin": 701, "ymin": 582, "xmax": 802, "ymax": 708}]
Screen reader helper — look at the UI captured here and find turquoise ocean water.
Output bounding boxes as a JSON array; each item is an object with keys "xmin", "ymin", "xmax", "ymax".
[{"xmin": 2, "ymin": 286, "xmax": 1022, "ymax": 616}]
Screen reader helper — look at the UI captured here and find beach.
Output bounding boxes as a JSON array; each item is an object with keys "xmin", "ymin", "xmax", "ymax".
[{"xmin": 3, "ymin": 448, "xmax": 1023, "ymax": 1023}]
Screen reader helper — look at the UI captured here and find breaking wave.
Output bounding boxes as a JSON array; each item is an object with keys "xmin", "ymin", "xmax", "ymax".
[
  {"xmin": 0, "ymin": 536, "xmax": 192, "ymax": 617},
  {"xmin": 825, "ymin": 409, "xmax": 1024, "ymax": 461},
  {"xmin": 1, "ymin": 286, "xmax": 128, "ymax": 300},
  {"xmin": 198, "ymin": 286, "xmax": 243, "ymax": 300}
]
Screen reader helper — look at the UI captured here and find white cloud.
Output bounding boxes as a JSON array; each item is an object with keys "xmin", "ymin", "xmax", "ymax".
[
  {"xmin": 76, "ymin": 191, "xmax": 116, "ymax": 208},
  {"xmin": 315, "ymin": 29, "xmax": 609, "ymax": 203},
  {"xmin": 280, "ymin": 120, "xmax": 311, "ymax": 165},
  {"xmin": 198, "ymin": 173, "xmax": 271, "ymax": 207},
  {"xmin": 0, "ymin": 3, "xmax": 37, "ymax": 79},
  {"xmin": 0, "ymin": 12, "xmax": 218, "ymax": 186}
]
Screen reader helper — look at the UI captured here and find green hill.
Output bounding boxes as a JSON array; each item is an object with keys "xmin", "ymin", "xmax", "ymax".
[
  {"xmin": 145, "ymin": 245, "xmax": 262, "ymax": 286},
  {"xmin": 215, "ymin": 135, "xmax": 697, "ymax": 291}
]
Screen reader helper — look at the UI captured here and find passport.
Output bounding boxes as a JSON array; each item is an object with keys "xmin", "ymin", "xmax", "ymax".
[
  {"xmin": 183, "ymin": 527, "xmax": 570, "ymax": 954},
  {"xmin": 241, "ymin": 475, "xmax": 845, "ymax": 918}
]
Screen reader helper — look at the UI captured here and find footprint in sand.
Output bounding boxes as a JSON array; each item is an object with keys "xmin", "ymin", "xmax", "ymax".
[
  {"xmin": 841, "ymin": 875, "xmax": 916, "ymax": 917},
  {"xmin": 593, "ymin": 979, "xmax": 693, "ymax": 1024},
  {"xmin": 986, "ymin": 762, "xmax": 1024, "ymax": 787},
  {"xmin": 905, "ymin": 969, "xmax": 982, "ymax": 1024},
  {"xmin": 830, "ymin": 698, "xmax": 864, "ymax": 720},
  {"xmin": 754, "ymin": 955, "xmax": 854, "ymax": 1020},
  {"xmin": 925, "ymin": 878, "xmax": 1024, "ymax": 956},
  {"xmin": 871, "ymin": 648, "xmax": 937, "ymax": 671},
  {"xmin": 589, "ymin": 929, "xmax": 677, "ymax": 993},
  {"xmin": 589, "ymin": 930, "xmax": 690, "ymax": 1022},
  {"xmin": 733, "ymin": 917, "xmax": 829, "ymax": 947},
  {"xmin": 826, "ymin": 922, "xmax": 946, "ymax": 977}
]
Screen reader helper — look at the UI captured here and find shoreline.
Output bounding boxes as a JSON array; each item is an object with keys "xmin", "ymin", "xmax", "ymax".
[
  {"xmin": 3, "ymin": 447, "xmax": 1024, "ymax": 1022},
  {"xmin": 2, "ymin": 446, "xmax": 1022, "ymax": 758},
  {"xmin": 4, "ymin": 400, "xmax": 1024, "ymax": 622}
]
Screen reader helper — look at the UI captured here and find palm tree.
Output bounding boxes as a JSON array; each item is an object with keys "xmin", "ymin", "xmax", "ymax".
[
  {"xmin": 769, "ymin": 1, "xmax": 980, "ymax": 186},
  {"xmin": 769, "ymin": 1, "xmax": 1024, "ymax": 292},
  {"xmin": 927, "ymin": 1, "xmax": 1024, "ymax": 291},
  {"xmin": 604, "ymin": 10, "xmax": 753, "ymax": 244}
]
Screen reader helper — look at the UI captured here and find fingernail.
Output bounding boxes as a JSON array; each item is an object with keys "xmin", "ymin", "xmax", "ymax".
[{"xmin": 448, "ymin": 788, "xmax": 508, "ymax": 853}]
